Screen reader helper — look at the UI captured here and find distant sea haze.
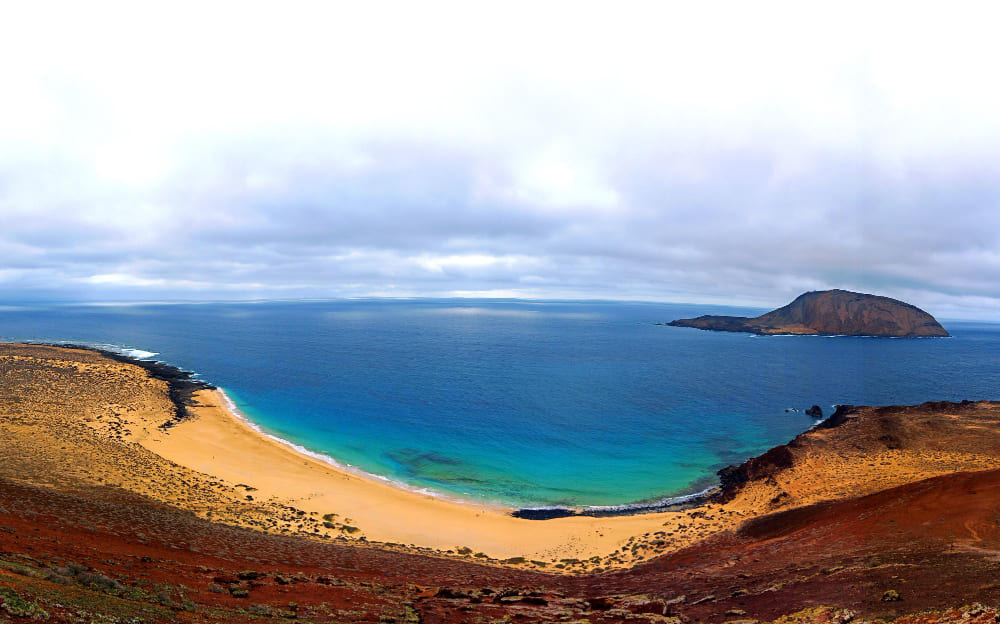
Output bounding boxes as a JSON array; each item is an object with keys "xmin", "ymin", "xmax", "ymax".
[{"xmin": 1, "ymin": 299, "xmax": 996, "ymax": 507}]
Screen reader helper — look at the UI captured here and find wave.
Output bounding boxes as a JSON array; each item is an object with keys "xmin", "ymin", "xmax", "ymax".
[
  {"xmin": 42, "ymin": 340, "xmax": 160, "ymax": 360},
  {"xmin": 117, "ymin": 348, "xmax": 160, "ymax": 359},
  {"xmin": 585, "ymin": 485, "xmax": 719, "ymax": 512},
  {"xmin": 513, "ymin": 485, "xmax": 719, "ymax": 519}
]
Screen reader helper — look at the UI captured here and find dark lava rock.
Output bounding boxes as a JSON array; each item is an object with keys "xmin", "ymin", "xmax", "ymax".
[
  {"xmin": 587, "ymin": 596, "xmax": 615, "ymax": 610},
  {"xmin": 806, "ymin": 405, "xmax": 824, "ymax": 418},
  {"xmin": 435, "ymin": 587, "xmax": 470, "ymax": 599},
  {"xmin": 511, "ymin": 507, "xmax": 577, "ymax": 520}
]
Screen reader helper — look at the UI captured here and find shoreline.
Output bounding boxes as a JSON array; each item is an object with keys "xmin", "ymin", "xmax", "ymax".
[
  {"xmin": 212, "ymin": 385, "xmax": 515, "ymax": 514},
  {"xmin": 658, "ymin": 323, "xmax": 952, "ymax": 338},
  {"xmin": 217, "ymin": 387, "xmax": 725, "ymax": 518},
  {"xmin": 512, "ymin": 485, "xmax": 720, "ymax": 519},
  {"xmin": 160, "ymin": 385, "xmax": 744, "ymax": 566},
  {"xmin": 27, "ymin": 341, "xmax": 217, "ymax": 426}
]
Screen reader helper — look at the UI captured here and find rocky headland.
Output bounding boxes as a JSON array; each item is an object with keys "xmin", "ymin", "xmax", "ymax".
[{"xmin": 667, "ymin": 289, "xmax": 950, "ymax": 337}]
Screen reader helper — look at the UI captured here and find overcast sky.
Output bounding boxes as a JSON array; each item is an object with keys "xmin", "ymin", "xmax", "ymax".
[{"xmin": 2, "ymin": 2, "xmax": 999, "ymax": 318}]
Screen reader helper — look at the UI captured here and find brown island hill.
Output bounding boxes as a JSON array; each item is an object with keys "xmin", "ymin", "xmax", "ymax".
[
  {"xmin": 667, "ymin": 289, "xmax": 950, "ymax": 337},
  {"xmin": 4, "ymin": 343, "xmax": 1000, "ymax": 622}
]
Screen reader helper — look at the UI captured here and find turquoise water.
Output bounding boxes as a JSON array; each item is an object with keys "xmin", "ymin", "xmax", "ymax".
[{"xmin": 1, "ymin": 299, "xmax": 997, "ymax": 507}]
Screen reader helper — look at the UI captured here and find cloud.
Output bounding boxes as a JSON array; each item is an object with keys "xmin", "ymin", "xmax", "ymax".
[{"xmin": 1, "ymin": 2, "xmax": 1000, "ymax": 318}]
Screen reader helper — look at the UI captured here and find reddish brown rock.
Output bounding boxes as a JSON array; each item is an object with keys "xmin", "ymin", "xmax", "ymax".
[{"xmin": 668, "ymin": 289, "xmax": 949, "ymax": 337}]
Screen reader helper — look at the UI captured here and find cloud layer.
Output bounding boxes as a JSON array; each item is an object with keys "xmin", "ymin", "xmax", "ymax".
[{"xmin": 2, "ymin": 2, "xmax": 1000, "ymax": 318}]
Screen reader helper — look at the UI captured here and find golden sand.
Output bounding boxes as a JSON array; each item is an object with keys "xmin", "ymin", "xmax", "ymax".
[{"xmin": 133, "ymin": 387, "xmax": 744, "ymax": 568}]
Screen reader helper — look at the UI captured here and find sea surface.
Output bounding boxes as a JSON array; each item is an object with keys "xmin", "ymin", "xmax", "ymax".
[{"xmin": 1, "ymin": 299, "xmax": 997, "ymax": 508}]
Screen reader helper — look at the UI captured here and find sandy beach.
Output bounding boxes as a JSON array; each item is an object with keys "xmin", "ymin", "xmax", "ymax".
[
  {"xmin": 5, "ymin": 342, "xmax": 1000, "ymax": 573},
  {"xmin": 134, "ymin": 386, "xmax": 744, "ymax": 568}
]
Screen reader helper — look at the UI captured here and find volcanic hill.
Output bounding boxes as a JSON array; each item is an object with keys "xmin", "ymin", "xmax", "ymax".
[{"xmin": 668, "ymin": 289, "xmax": 949, "ymax": 337}]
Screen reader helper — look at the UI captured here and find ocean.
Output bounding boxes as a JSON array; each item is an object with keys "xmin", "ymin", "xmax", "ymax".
[{"xmin": 1, "ymin": 299, "xmax": 997, "ymax": 508}]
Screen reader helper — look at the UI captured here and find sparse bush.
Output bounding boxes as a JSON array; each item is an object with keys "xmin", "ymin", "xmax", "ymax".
[
  {"xmin": 120, "ymin": 586, "xmax": 150, "ymax": 601},
  {"xmin": 0, "ymin": 588, "xmax": 49, "ymax": 620},
  {"xmin": 48, "ymin": 562, "xmax": 124, "ymax": 593},
  {"xmin": 43, "ymin": 570, "xmax": 73, "ymax": 585},
  {"xmin": 78, "ymin": 571, "xmax": 123, "ymax": 591},
  {"xmin": 156, "ymin": 589, "xmax": 182, "ymax": 608}
]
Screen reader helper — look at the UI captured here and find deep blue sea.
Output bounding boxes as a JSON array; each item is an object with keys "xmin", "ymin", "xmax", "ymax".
[{"xmin": 1, "ymin": 299, "xmax": 997, "ymax": 508}]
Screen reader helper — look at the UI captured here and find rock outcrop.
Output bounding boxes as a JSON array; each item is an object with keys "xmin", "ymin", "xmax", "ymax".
[{"xmin": 667, "ymin": 289, "xmax": 949, "ymax": 337}]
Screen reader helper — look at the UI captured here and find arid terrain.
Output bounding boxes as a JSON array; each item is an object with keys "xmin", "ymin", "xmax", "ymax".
[{"xmin": 3, "ymin": 343, "xmax": 1000, "ymax": 622}]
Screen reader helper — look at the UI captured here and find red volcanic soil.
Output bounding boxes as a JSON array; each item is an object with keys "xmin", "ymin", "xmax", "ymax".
[
  {"xmin": 4, "ymin": 468, "xmax": 1000, "ymax": 623},
  {"xmin": 0, "ymin": 479, "xmax": 551, "ymax": 623},
  {"xmin": 596, "ymin": 468, "xmax": 1000, "ymax": 622}
]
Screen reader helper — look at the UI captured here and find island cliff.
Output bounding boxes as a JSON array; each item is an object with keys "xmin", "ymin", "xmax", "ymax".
[{"xmin": 668, "ymin": 289, "xmax": 949, "ymax": 337}]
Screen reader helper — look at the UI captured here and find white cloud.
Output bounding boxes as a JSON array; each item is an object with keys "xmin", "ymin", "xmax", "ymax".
[{"xmin": 0, "ymin": 1, "xmax": 999, "ymax": 317}]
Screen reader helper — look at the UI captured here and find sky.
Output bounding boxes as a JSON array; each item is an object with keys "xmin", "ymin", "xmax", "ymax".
[{"xmin": 1, "ymin": 2, "xmax": 1000, "ymax": 319}]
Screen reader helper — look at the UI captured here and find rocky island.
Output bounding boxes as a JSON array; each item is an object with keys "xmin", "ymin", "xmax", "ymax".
[{"xmin": 668, "ymin": 289, "xmax": 949, "ymax": 337}]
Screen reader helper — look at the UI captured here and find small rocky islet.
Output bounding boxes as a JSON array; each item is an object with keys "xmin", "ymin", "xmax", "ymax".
[{"xmin": 666, "ymin": 289, "xmax": 949, "ymax": 337}]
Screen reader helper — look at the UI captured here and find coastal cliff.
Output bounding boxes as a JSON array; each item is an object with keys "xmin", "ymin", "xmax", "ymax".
[
  {"xmin": 668, "ymin": 289, "xmax": 949, "ymax": 337},
  {"xmin": 715, "ymin": 399, "xmax": 1000, "ymax": 503}
]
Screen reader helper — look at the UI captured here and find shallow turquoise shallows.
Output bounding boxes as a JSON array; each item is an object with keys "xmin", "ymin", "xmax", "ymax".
[{"xmin": 1, "ymin": 299, "xmax": 996, "ymax": 507}]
